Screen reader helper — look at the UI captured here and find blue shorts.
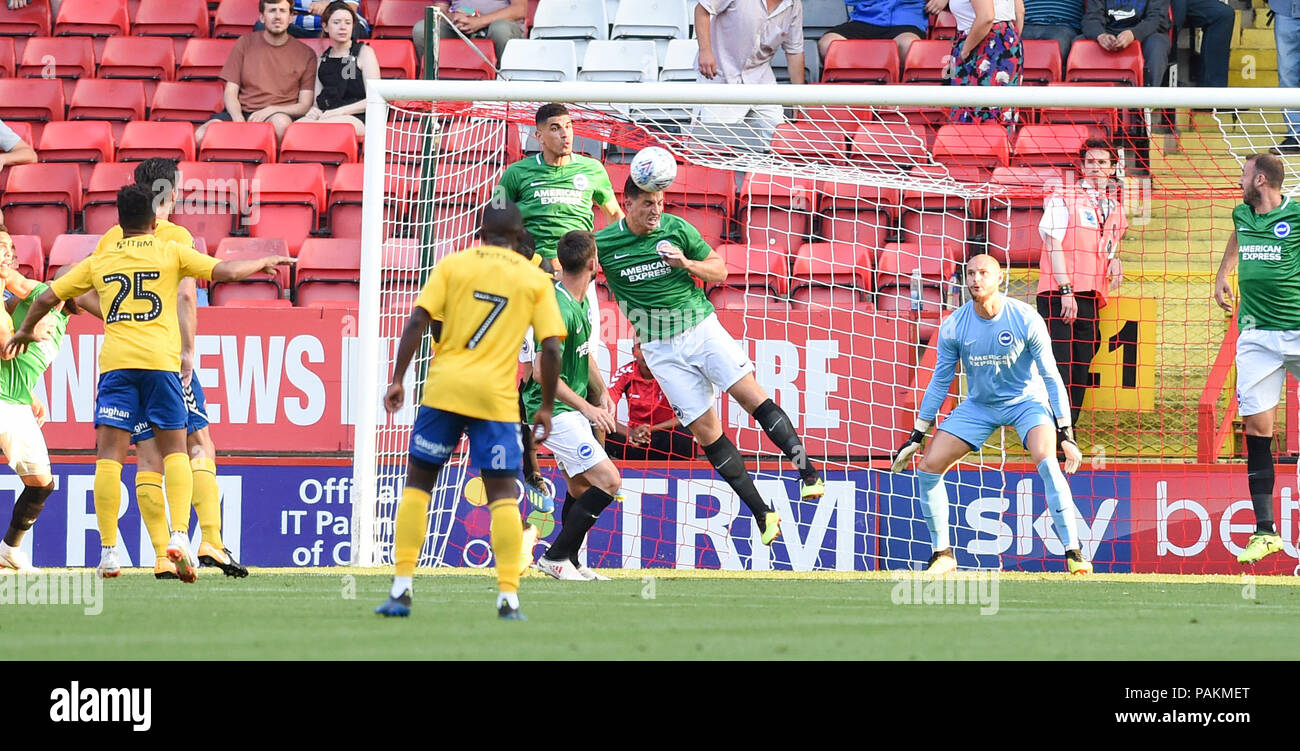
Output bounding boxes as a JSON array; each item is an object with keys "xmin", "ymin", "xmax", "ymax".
[
  {"xmin": 131, "ymin": 379, "xmax": 210, "ymax": 443},
  {"xmin": 95, "ymin": 369, "xmax": 188, "ymax": 434},
  {"xmin": 937, "ymin": 398, "xmax": 1055, "ymax": 451},
  {"xmin": 409, "ymin": 406, "xmax": 522, "ymax": 477}
]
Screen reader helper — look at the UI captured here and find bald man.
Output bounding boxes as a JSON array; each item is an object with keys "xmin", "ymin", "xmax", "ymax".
[{"xmin": 890, "ymin": 254, "xmax": 1093, "ymax": 576}]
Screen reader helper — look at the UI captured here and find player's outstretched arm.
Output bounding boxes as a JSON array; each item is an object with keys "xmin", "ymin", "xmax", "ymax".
[
  {"xmin": 384, "ymin": 307, "xmax": 433, "ymax": 414},
  {"xmin": 2, "ymin": 287, "xmax": 60, "ymax": 358},
  {"xmin": 1214, "ymin": 233, "xmax": 1238, "ymax": 313},
  {"xmin": 3, "ymin": 268, "xmax": 40, "ymax": 300},
  {"xmin": 532, "ymin": 336, "xmax": 562, "ymax": 443},
  {"xmin": 211, "ymin": 255, "xmax": 296, "ymax": 283}
]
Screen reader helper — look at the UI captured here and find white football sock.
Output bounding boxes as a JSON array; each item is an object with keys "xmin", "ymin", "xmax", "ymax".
[{"xmin": 391, "ymin": 576, "xmax": 412, "ymax": 598}]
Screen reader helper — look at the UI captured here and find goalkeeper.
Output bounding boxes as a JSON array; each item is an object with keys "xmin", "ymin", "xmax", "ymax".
[{"xmin": 890, "ymin": 254, "xmax": 1093, "ymax": 576}]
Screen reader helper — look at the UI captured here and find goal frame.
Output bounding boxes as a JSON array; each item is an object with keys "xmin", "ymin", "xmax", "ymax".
[{"xmin": 353, "ymin": 80, "xmax": 1300, "ymax": 568}]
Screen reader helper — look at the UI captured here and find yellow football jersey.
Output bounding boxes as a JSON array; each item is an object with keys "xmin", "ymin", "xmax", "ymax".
[
  {"xmin": 51, "ymin": 235, "xmax": 219, "ymax": 374},
  {"xmin": 96, "ymin": 218, "xmax": 195, "ymax": 252},
  {"xmin": 415, "ymin": 244, "xmax": 565, "ymax": 422}
]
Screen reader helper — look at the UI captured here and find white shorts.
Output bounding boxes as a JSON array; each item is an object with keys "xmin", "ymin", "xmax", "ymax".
[
  {"xmin": 1235, "ymin": 329, "xmax": 1300, "ymax": 416},
  {"xmin": 544, "ymin": 409, "xmax": 609, "ymax": 477},
  {"xmin": 639, "ymin": 313, "xmax": 754, "ymax": 426},
  {"xmin": 0, "ymin": 402, "xmax": 51, "ymax": 477}
]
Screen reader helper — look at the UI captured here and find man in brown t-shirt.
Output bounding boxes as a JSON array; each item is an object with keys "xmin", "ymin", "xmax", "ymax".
[{"xmin": 196, "ymin": 0, "xmax": 318, "ymax": 146}]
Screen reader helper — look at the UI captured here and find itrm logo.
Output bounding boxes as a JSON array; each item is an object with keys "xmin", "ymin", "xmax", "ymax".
[{"xmin": 49, "ymin": 682, "xmax": 151, "ymax": 732}]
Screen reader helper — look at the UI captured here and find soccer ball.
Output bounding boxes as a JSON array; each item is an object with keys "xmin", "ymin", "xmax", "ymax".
[{"xmin": 629, "ymin": 147, "xmax": 678, "ymax": 192}]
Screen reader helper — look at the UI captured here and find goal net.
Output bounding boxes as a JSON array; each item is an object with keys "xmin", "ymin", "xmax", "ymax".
[{"xmin": 352, "ymin": 80, "xmax": 1300, "ymax": 575}]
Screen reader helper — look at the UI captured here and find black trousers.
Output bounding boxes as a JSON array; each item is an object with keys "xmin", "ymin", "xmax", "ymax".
[
  {"xmin": 606, "ymin": 429, "xmax": 697, "ymax": 461},
  {"xmin": 1036, "ymin": 291, "xmax": 1102, "ymax": 425}
]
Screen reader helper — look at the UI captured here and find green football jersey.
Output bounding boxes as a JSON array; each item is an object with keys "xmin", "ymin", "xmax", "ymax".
[
  {"xmin": 595, "ymin": 213, "xmax": 715, "ymax": 342},
  {"xmin": 494, "ymin": 154, "xmax": 616, "ymax": 259},
  {"xmin": 522, "ymin": 281, "xmax": 592, "ymax": 421},
  {"xmin": 1234, "ymin": 196, "xmax": 1300, "ymax": 331},
  {"xmin": 1, "ymin": 283, "xmax": 69, "ymax": 406}
]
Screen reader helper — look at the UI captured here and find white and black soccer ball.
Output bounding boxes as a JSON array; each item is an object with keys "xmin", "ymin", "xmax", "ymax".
[{"xmin": 629, "ymin": 146, "xmax": 678, "ymax": 192}]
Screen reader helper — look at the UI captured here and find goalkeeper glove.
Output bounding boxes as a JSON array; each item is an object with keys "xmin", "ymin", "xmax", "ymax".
[
  {"xmin": 1057, "ymin": 424, "xmax": 1083, "ymax": 475},
  {"xmin": 890, "ymin": 419, "xmax": 932, "ymax": 473},
  {"xmin": 523, "ymin": 473, "xmax": 555, "ymax": 513}
]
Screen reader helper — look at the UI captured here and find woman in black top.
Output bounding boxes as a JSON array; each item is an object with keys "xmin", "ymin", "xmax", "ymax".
[{"xmin": 303, "ymin": 0, "xmax": 381, "ymax": 137}]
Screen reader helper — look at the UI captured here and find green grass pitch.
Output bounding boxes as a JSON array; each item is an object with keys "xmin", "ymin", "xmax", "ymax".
[{"xmin": 8, "ymin": 569, "xmax": 1300, "ymax": 660}]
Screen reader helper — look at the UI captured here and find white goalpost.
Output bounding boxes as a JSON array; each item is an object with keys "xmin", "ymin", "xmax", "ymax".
[{"xmin": 351, "ymin": 79, "xmax": 1300, "ymax": 574}]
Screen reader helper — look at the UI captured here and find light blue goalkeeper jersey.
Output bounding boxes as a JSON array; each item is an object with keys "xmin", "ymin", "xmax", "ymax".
[{"xmin": 919, "ymin": 297, "xmax": 1072, "ymax": 425}]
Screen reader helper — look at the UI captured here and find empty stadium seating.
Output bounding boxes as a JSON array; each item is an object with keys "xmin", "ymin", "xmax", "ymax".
[
  {"xmin": 658, "ymin": 38, "xmax": 697, "ymax": 82},
  {"xmin": 67, "ymin": 80, "xmax": 147, "ymax": 140},
  {"xmin": 171, "ymin": 160, "xmax": 246, "ymax": 251},
  {"xmin": 708, "ymin": 244, "xmax": 788, "ymax": 310},
  {"xmin": 817, "ymin": 180, "xmax": 899, "ymax": 248},
  {"xmin": 210, "ymin": 237, "xmax": 290, "ymax": 304},
  {"xmin": 17, "ymin": 36, "xmax": 94, "ymax": 100},
  {"xmin": 198, "ymin": 121, "xmax": 277, "ymax": 164},
  {"xmin": 931, "ymin": 123, "xmax": 1010, "ymax": 177},
  {"xmin": 117, "ymin": 121, "xmax": 197, "ymax": 162},
  {"xmin": 38, "ymin": 120, "xmax": 115, "ymax": 183},
  {"xmin": 279, "ymin": 122, "xmax": 359, "ymax": 179},
  {"xmin": 500, "ymin": 38, "xmax": 578, "ymax": 81},
  {"xmin": 530, "ymin": 0, "xmax": 607, "ymax": 59},
  {"xmin": 663, "ymin": 164, "xmax": 734, "ymax": 249},
  {"xmin": 610, "ymin": 0, "xmax": 688, "ymax": 59},
  {"xmin": 177, "ymin": 38, "xmax": 236, "ymax": 81},
  {"xmin": 372, "ymin": 0, "xmax": 426, "ymax": 40},
  {"xmin": 133, "ymin": 0, "xmax": 210, "ymax": 58},
  {"xmin": 54, "ymin": 0, "xmax": 129, "ymax": 56},
  {"xmin": 370, "ymin": 38, "xmax": 418, "ymax": 79},
  {"xmin": 1012, "ymin": 123, "xmax": 1092, "ymax": 169},
  {"xmin": 1021, "ymin": 39, "xmax": 1062, "ymax": 85},
  {"xmin": 791, "ymin": 241, "xmax": 873, "ymax": 308},
  {"xmin": 433, "ymin": 37, "xmax": 497, "ymax": 80},
  {"xmin": 986, "ymin": 166, "xmax": 1065, "ymax": 267},
  {"xmin": 901, "ymin": 40, "xmax": 951, "ymax": 84},
  {"xmin": 213, "ymin": 0, "xmax": 258, "ymax": 38},
  {"xmin": 10, "ymin": 235, "xmax": 44, "ymax": 281},
  {"xmin": 83, "ymin": 161, "xmax": 141, "ymax": 234},
  {"xmin": 98, "ymin": 36, "xmax": 176, "ymax": 100},
  {"xmin": 579, "ymin": 40, "xmax": 657, "ymax": 82},
  {"xmin": 0, "ymin": 1, "xmax": 51, "ymax": 43},
  {"xmin": 742, "ymin": 173, "xmax": 816, "ymax": 254},
  {"xmin": 45, "ymin": 232, "xmax": 99, "ymax": 278},
  {"xmin": 0, "ymin": 37, "xmax": 12, "ymax": 77},
  {"xmin": 150, "ymin": 80, "xmax": 225, "ymax": 123},
  {"xmin": 295, "ymin": 238, "xmax": 361, "ymax": 306},
  {"xmin": 249, "ymin": 163, "xmax": 327, "ymax": 256}
]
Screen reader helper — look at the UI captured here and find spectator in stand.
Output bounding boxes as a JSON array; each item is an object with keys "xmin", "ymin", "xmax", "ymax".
[
  {"xmin": 1172, "ymin": 0, "xmax": 1232, "ymax": 87},
  {"xmin": 605, "ymin": 343, "xmax": 697, "ymax": 461},
  {"xmin": 819, "ymin": 1, "xmax": 944, "ymax": 62},
  {"xmin": 0, "ymin": 120, "xmax": 37, "ymax": 168},
  {"xmin": 255, "ymin": 0, "xmax": 371, "ymax": 39},
  {"xmin": 413, "ymin": 1, "xmax": 528, "ymax": 62},
  {"xmin": 693, "ymin": 0, "xmax": 804, "ymax": 150},
  {"xmin": 1081, "ymin": 0, "xmax": 1171, "ymax": 87},
  {"xmin": 1037, "ymin": 138, "xmax": 1127, "ymax": 425},
  {"xmin": 197, "ymin": 0, "xmax": 319, "ymax": 146},
  {"xmin": 945, "ymin": 0, "xmax": 1025, "ymax": 124},
  {"xmin": 1272, "ymin": 1, "xmax": 1300, "ymax": 153},
  {"xmin": 1021, "ymin": 0, "xmax": 1083, "ymax": 66},
  {"xmin": 302, "ymin": 1, "xmax": 380, "ymax": 137}
]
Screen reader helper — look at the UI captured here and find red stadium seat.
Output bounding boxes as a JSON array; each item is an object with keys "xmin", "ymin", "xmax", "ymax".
[
  {"xmin": 986, "ymin": 166, "xmax": 1065, "ymax": 266},
  {"xmin": 171, "ymin": 161, "xmax": 246, "ymax": 251},
  {"xmin": 198, "ymin": 121, "xmax": 276, "ymax": 164},
  {"xmin": 98, "ymin": 36, "xmax": 176, "ymax": 100},
  {"xmin": 117, "ymin": 120, "xmax": 196, "ymax": 162},
  {"xmin": 817, "ymin": 180, "xmax": 899, "ymax": 247},
  {"xmin": 18, "ymin": 36, "xmax": 95, "ymax": 100},
  {"xmin": 901, "ymin": 39, "xmax": 951, "ymax": 84},
  {"xmin": 931, "ymin": 123, "xmax": 1010, "ymax": 177},
  {"xmin": 221, "ymin": 297, "xmax": 295, "ymax": 308},
  {"xmin": 295, "ymin": 238, "xmax": 361, "ymax": 305},
  {"xmin": 67, "ymin": 79, "xmax": 147, "ymax": 141},
  {"xmin": 54, "ymin": 0, "xmax": 129, "ymax": 55},
  {"xmin": 45, "ymin": 233, "xmax": 100, "ymax": 279},
  {"xmin": 373, "ymin": 0, "xmax": 425, "ymax": 40},
  {"xmin": 875, "ymin": 242, "xmax": 955, "ymax": 340},
  {"xmin": 662, "ymin": 164, "xmax": 734, "ymax": 250},
  {"xmin": 790, "ymin": 241, "xmax": 873, "ymax": 307},
  {"xmin": 741, "ymin": 173, "xmax": 815, "ymax": 254},
  {"xmin": 177, "ymin": 38, "xmax": 236, "ymax": 81},
  {"xmin": 820, "ymin": 39, "xmax": 899, "ymax": 84},
  {"xmin": 212, "ymin": 0, "xmax": 257, "ymax": 38},
  {"xmin": 370, "ymin": 38, "xmax": 418, "ymax": 79},
  {"xmin": 249, "ymin": 163, "xmax": 326, "ymax": 256},
  {"xmin": 434, "ymin": 37, "xmax": 497, "ymax": 80},
  {"xmin": 1012, "ymin": 123, "xmax": 1092, "ymax": 169},
  {"xmin": 133, "ymin": 0, "xmax": 209, "ymax": 59},
  {"xmin": 706, "ymin": 244, "xmax": 788, "ymax": 310},
  {"xmin": 928, "ymin": 10, "xmax": 957, "ymax": 41},
  {"xmin": 0, "ymin": 120, "xmax": 34, "ymax": 157},
  {"xmin": 0, "ymin": 1, "xmax": 50, "ymax": 45},
  {"xmin": 211, "ymin": 237, "xmax": 290, "ymax": 304},
  {"xmin": 426, "ymin": 159, "xmax": 496, "ymax": 244},
  {"xmin": 150, "ymin": 80, "xmax": 225, "ymax": 123},
  {"xmin": 1066, "ymin": 39, "xmax": 1143, "ymax": 86},
  {"xmin": 279, "ymin": 122, "xmax": 358, "ymax": 179},
  {"xmin": 380, "ymin": 236, "xmax": 423, "ymax": 296},
  {"xmin": 327, "ymin": 162, "xmax": 417, "ymax": 237},
  {"xmin": 1038, "ymin": 82, "xmax": 1120, "ymax": 139},
  {"xmin": 83, "ymin": 161, "xmax": 142, "ymax": 234},
  {"xmin": 1021, "ymin": 39, "xmax": 1062, "ymax": 85},
  {"xmin": 38, "ymin": 120, "xmax": 115, "ymax": 184},
  {"xmin": 10, "ymin": 234, "xmax": 45, "ymax": 281},
  {"xmin": 848, "ymin": 120, "xmax": 930, "ymax": 171},
  {"xmin": 0, "ymin": 37, "xmax": 13, "ymax": 77},
  {"xmin": 770, "ymin": 121, "xmax": 850, "ymax": 165}
]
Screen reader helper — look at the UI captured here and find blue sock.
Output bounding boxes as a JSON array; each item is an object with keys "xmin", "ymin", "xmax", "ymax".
[
  {"xmin": 1037, "ymin": 459, "xmax": 1080, "ymax": 551},
  {"xmin": 916, "ymin": 470, "xmax": 950, "ymax": 552}
]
